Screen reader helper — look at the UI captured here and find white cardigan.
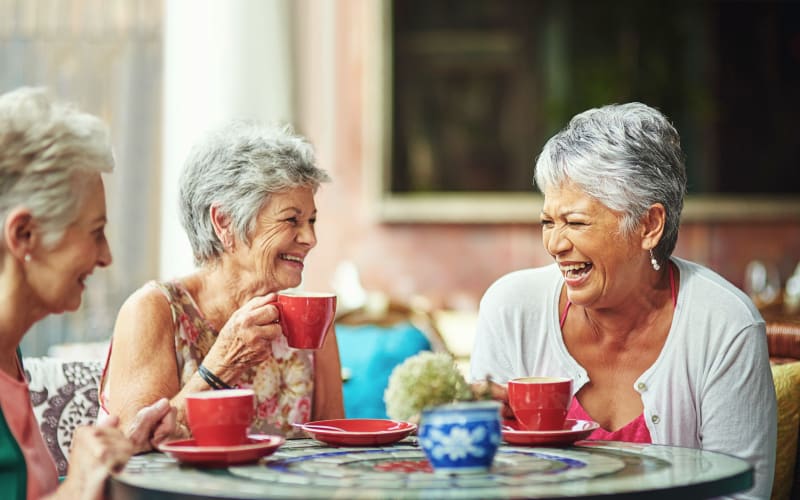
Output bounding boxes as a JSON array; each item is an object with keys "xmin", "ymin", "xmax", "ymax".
[{"xmin": 470, "ymin": 257, "xmax": 776, "ymax": 500}]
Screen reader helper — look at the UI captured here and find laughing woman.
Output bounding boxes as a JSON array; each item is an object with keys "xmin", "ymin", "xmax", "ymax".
[
  {"xmin": 0, "ymin": 87, "xmax": 174, "ymax": 500},
  {"xmin": 470, "ymin": 102, "xmax": 776, "ymax": 499},
  {"xmin": 101, "ymin": 121, "xmax": 344, "ymax": 441}
]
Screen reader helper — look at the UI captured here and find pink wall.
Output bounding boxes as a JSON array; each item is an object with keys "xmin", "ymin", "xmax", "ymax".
[{"xmin": 300, "ymin": 1, "xmax": 800, "ymax": 309}]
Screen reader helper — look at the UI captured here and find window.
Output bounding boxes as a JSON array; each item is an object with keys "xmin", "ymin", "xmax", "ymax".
[{"xmin": 368, "ymin": 0, "xmax": 800, "ymax": 222}]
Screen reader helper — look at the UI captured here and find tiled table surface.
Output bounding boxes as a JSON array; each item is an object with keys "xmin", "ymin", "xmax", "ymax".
[{"xmin": 110, "ymin": 438, "xmax": 752, "ymax": 499}]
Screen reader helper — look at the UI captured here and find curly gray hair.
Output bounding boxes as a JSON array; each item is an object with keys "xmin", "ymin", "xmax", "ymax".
[
  {"xmin": 0, "ymin": 87, "xmax": 114, "ymax": 248},
  {"xmin": 179, "ymin": 121, "xmax": 331, "ymax": 265},
  {"xmin": 534, "ymin": 102, "xmax": 686, "ymax": 263}
]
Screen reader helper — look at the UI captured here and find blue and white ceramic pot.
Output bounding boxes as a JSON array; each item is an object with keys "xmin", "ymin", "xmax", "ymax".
[{"xmin": 418, "ymin": 401, "xmax": 502, "ymax": 474}]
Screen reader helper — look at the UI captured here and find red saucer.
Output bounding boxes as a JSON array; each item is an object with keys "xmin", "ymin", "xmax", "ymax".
[
  {"xmin": 501, "ymin": 419, "xmax": 599, "ymax": 446},
  {"xmin": 157, "ymin": 434, "xmax": 284, "ymax": 465},
  {"xmin": 297, "ymin": 418, "xmax": 417, "ymax": 446}
]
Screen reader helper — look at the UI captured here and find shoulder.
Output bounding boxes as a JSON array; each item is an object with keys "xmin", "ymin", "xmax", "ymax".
[
  {"xmin": 113, "ymin": 281, "xmax": 176, "ymax": 344},
  {"xmin": 481, "ymin": 264, "xmax": 560, "ymax": 309},
  {"xmin": 119, "ymin": 281, "xmax": 172, "ymax": 316},
  {"xmin": 676, "ymin": 258, "xmax": 763, "ymax": 326}
]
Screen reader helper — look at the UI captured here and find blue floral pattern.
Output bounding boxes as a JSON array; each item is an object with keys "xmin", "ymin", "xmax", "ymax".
[{"xmin": 419, "ymin": 402, "xmax": 502, "ymax": 472}]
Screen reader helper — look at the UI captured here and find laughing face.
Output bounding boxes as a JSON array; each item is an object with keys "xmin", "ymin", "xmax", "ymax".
[
  {"xmin": 30, "ymin": 173, "xmax": 112, "ymax": 313},
  {"xmin": 540, "ymin": 182, "xmax": 644, "ymax": 309},
  {"xmin": 242, "ymin": 186, "xmax": 318, "ymax": 293}
]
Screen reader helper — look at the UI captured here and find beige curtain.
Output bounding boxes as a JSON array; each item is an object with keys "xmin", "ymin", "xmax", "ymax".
[{"xmin": 0, "ymin": 0, "xmax": 163, "ymax": 356}]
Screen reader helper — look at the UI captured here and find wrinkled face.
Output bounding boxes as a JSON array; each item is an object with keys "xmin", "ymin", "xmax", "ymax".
[
  {"xmin": 245, "ymin": 186, "xmax": 318, "ymax": 292},
  {"xmin": 540, "ymin": 182, "xmax": 642, "ymax": 308},
  {"xmin": 31, "ymin": 174, "xmax": 112, "ymax": 313}
]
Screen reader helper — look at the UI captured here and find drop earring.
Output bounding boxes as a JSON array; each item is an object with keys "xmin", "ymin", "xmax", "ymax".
[{"xmin": 649, "ymin": 249, "xmax": 660, "ymax": 271}]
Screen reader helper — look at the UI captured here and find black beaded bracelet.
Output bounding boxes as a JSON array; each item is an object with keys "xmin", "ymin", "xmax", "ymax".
[{"xmin": 198, "ymin": 364, "xmax": 232, "ymax": 390}]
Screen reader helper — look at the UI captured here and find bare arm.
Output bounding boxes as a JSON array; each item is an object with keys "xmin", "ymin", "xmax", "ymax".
[
  {"xmin": 105, "ymin": 286, "xmax": 194, "ymax": 438},
  {"xmin": 311, "ymin": 323, "xmax": 344, "ymax": 420},
  {"xmin": 106, "ymin": 286, "xmax": 284, "ymax": 437}
]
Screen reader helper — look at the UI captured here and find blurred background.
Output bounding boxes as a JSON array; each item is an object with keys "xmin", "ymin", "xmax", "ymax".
[{"xmin": 2, "ymin": 0, "xmax": 799, "ymax": 358}]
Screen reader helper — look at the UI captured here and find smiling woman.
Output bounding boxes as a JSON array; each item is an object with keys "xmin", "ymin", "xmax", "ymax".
[
  {"xmin": 99, "ymin": 121, "xmax": 344, "ymax": 448},
  {"xmin": 470, "ymin": 102, "xmax": 777, "ymax": 500},
  {"xmin": 0, "ymin": 86, "xmax": 174, "ymax": 500}
]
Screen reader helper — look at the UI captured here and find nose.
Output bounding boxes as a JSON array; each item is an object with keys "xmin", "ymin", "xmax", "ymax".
[
  {"xmin": 296, "ymin": 222, "xmax": 317, "ymax": 249},
  {"xmin": 97, "ymin": 238, "xmax": 113, "ymax": 268},
  {"xmin": 543, "ymin": 225, "xmax": 571, "ymax": 257}
]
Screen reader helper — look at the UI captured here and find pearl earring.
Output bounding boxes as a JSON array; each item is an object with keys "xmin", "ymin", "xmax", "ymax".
[
  {"xmin": 650, "ymin": 249, "xmax": 660, "ymax": 271},
  {"xmin": 24, "ymin": 254, "xmax": 31, "ymax": 263}
]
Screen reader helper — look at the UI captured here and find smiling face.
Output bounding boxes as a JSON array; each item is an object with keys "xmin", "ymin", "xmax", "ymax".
[
  {"xmin": 30, "ymin": 173, "xmax": 112, "ymax": 313},
  {"xmin": 540, "ymin": 182, "xmax": 646, "ymax": 309},
  {"xmin": 240, "ymin": 185, "xmax": 318, "ymax": 293}
]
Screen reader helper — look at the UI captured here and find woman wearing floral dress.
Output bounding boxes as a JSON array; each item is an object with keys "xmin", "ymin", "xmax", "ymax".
[{"xmin": 100, "ymin": 121, "xmax": 343, "ymax": 441}]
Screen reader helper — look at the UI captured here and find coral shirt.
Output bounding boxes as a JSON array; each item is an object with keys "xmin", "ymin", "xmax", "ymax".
[{"xmin": 0, "ymin": 358, "xmax": 59, "ymax": 499}]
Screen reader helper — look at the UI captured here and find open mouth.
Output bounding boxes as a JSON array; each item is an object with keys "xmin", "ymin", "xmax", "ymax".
[
  {"xmin": 560, "ymin": 262, "xmax": 592, "ymax": 280},
  {"xmin": 280, "ymin": 254, "xmax": 304, "ymax": 265}
]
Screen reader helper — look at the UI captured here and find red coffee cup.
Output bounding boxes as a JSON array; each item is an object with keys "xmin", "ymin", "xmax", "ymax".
[
  {"xmin": 507, "ymin": 376, "xmax": 573, "ymax": 431},
  {"xmin": 185, "ymin": 388, "xmax": 255, "ymax": 446},
  {"xmin": 276, "ymin": 292, "xmax": 337, "ymax": 349}
]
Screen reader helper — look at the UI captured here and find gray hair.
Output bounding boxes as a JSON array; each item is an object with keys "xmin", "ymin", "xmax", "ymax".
[
  {"xmin": 0, "ymin": 87, "xmax": 114, "ymax": 248},
  {"xmin": 534, "ymin": 102, "xmax": 686, "ymax": 263},
  {"xmin": 179, "ymin": 121, "xmax": 331, "ymax": 265}
]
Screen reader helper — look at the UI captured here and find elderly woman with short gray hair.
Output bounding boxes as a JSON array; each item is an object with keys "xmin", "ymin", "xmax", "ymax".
[
  {"xmin": 101, "ymin": 121, "xmax": 344, "ymax": 441},
  {"xmin": 471, "ymin": 102, "xmax": 776, "ymax": 499},
  {"xmin": 0, "ymin": 86, "xmax": 174, "ymax": 499}
]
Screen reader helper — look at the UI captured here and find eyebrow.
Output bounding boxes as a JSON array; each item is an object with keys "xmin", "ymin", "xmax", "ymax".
[
  {"xmin": 540, "ymin": 209, "xmax": 585, "ymax": 218},
  {"xmin": 276, "ymin": 207, "xmax": 317, "ymax": 216}
]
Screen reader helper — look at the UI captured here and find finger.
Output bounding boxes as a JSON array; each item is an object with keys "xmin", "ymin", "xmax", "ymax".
[
  {"xmin": 126, "ymin": 399, "xmax": 171, "ymax": 450},
  {"xmin": 247, "ymin": 293, "xmax": 278, "ymax": 310},
  {"xmin": 489, "ymin": 382, "xmax": 508, "ymax": 401},
  {"xmin": 96, "ymin": 414, "xmax": 119, "ymax": 429},
  {"xmin": 150, "ymin": 406, "xmax": 178, "ymax": 446}
]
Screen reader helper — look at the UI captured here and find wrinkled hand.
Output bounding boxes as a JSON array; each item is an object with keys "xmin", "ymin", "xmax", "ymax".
[
  {"xmin": 207, "ymin": 293, "xmax": 283, "ymax": 379},
  {"xmin": 54, "ymin": 416, "xmax": 132, "ymax": 500},
  {"xmin": 126, "ymin": 398, "xmax": 177, "ymax": 454},
  {"xmin": 470, "ymin": 380, "xmax": 514, "ymax": 419}
]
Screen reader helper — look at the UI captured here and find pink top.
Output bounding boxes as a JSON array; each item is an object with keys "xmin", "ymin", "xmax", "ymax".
[
  {"xmin": 0, "ymin": 359, "xmax": 59, "ymax": 499},
  {"xmin": 559, "ymin": 263, "xmax": 677, "ymax": 444}
]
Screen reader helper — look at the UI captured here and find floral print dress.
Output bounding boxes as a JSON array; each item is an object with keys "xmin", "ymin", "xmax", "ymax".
[{"xmin": 153, "ymin": 281, "xmax": 314, "ymax": 438}]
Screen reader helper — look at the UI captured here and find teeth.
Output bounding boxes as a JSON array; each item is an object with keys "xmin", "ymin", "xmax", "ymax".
[
  {"xmin": 281, "ymin": 254, "xmax": 303, "ymax": 263},
  {"xmin": 560, "ymin": 263, "xmax": 588, "ymax": 272}
]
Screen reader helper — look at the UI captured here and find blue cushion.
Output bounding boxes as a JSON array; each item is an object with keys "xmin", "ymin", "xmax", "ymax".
[{"xmin": 336, "ymin": 322, "xmax": 431, "ymax": 419}]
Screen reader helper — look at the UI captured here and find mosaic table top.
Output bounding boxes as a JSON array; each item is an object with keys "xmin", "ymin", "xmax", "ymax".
[{"xmin": 110, "ymin": 438, "xmax": 752, "ymax": 499}]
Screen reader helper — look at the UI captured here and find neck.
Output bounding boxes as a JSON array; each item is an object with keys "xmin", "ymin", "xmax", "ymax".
[
  {"xmin": 185, "ymin": 261, "xmax": 279, "ymax": 331},
  {"xmin": 0, "ymin": 258, "xmax": 47, "ymax": 378},
  {"xmin": 566, "ymin": 261, "xmax": 675, "ymax": 344}
]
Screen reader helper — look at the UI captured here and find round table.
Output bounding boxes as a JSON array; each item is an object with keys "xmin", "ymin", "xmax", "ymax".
[{"xmin": 110, "ymin": 438, "xmax": 753, "ymax": 499}]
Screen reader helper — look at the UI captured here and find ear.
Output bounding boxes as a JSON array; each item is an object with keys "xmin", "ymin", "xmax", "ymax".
[
  {"xmin": 4, "ymin": 207, "xmax": 36, "ymax": 260},
  {"xmin": 209, "ymin": 203, "xmax": 233, "ymax": 250},
  {"xmin": 640, "ymin": 203, "xmax": 666, "ymax": 251}
]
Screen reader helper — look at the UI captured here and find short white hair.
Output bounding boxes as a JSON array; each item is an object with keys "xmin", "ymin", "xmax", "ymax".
[
  {"xmin": 179, "ymin": 120, "xmax": 331, "ymax": 265},
  {"xmin": 0, "ymin": 87, "xmax": 114, "ymax": 247},
  {"xmin": 534, "ymin": 102, "xmax": 686, "ymax": 262}
]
